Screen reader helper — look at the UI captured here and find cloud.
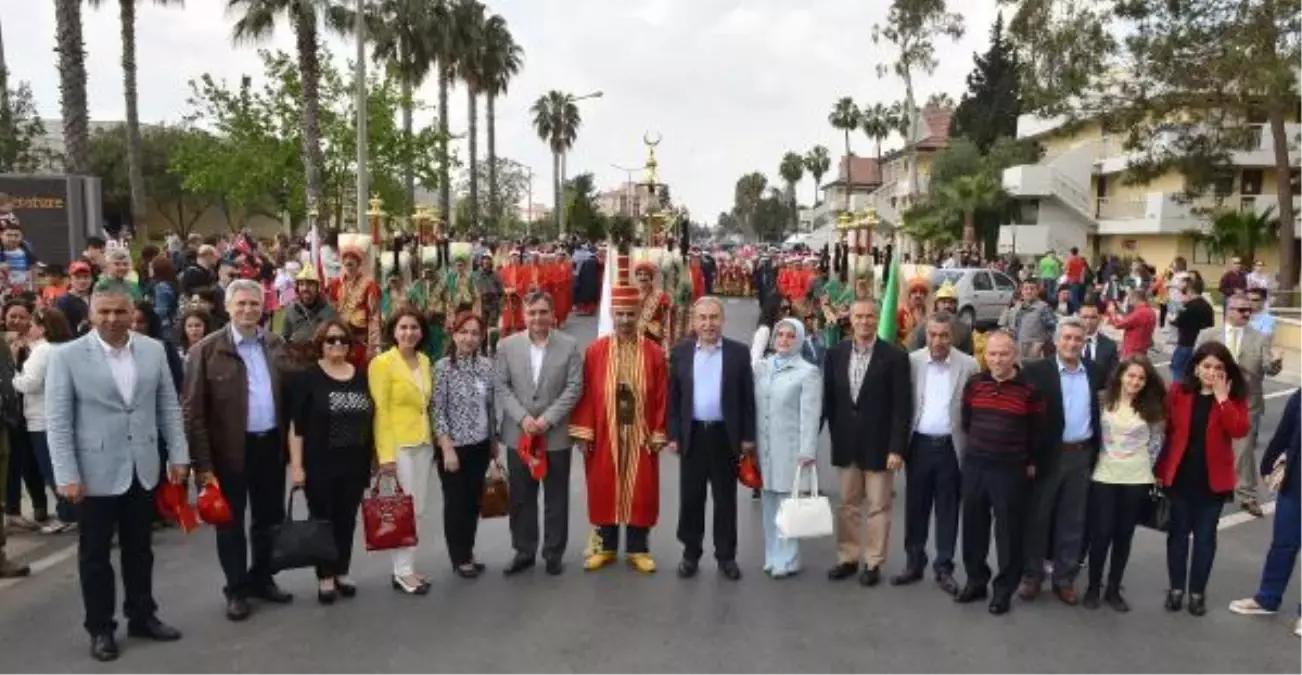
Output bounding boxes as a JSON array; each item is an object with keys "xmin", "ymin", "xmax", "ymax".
[{"xmin": 2, "ymin": 0, "xmax": 1002, "ymax": 226}]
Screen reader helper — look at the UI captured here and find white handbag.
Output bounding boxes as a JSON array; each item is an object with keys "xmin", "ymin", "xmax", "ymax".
[{"xmin": 774, "ymin": 464, "xmax": 834, "ymax": 540}]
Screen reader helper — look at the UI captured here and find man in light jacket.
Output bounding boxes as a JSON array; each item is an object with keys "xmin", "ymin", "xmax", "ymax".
[
  {"xmin": 892, "ymin": 312, "xmax": 977, "ymax": 594},
  {"xmin": 495, "ymin": 291, "xmax": 583, "ymax": 576}
]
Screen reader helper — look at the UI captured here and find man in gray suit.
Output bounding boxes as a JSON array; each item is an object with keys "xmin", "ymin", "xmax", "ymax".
[
  {"xmin": 495, "ymin": 291, "xmax": 583, "ymax": 575},
  {"xmin": 1196, "ymin": 294, "xmax": 1283, "ymax": 517},
  {"xmin": 892, "ymin": 312, "xmax": 978, "ymax": 594},
  {"xmin": 47, "ymin": 286, "xmax": 189, "ymax": 662}
]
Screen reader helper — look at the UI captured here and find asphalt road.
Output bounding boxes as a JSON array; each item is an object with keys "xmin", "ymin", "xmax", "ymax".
[{"xmin": 0, "ymin": 299, "xmax": 1297, "ymax": 673}]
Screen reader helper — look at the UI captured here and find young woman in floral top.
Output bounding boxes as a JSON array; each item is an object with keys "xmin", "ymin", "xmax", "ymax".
[{"xmin": 433, "ymin": 312, "xmax": 499, "ymax": 578}]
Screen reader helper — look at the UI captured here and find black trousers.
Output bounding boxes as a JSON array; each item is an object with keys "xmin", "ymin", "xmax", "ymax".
[
  {"xmin": 214, "ymin": 432, "xmax": 286, "ymax": 599},
  {"xmin": 1087, "ymin": 481, "xmax": 1148, "ymax": 590},
  {"xmin": 1023, "ymin": 448, "xmax": 1092, "ymax": 586},
  {"xmin": 676, "ymin": 422, "xmax": 738, "ymax": 562},
  {"xmin": 507, "ymin": 446, "xmax": 571, "ymax": 563},
  {"xmin": 598, "ymin": 525, "xmax": 649, "ymax": 554},
  {"xmin": 4, "ymin": 425, "xmax": 46, "ymax": 516},
  {"xmin": 303, "ymin": 457, "xmax": 369, "ymax": 579},
  {"xmin": 904, "ymin": 433, "xmax": 961, "ymax": 575},
  {"xmin": 961, "ymin": 459, "xmax": 1028, "ymax": 601},
  {"xmin": 79, "ymin": 478, "xmax": 156, "ymax": 635},
  {"xmin": 436, "ymin": 440, "xmax": 493, "ymax": 566}
]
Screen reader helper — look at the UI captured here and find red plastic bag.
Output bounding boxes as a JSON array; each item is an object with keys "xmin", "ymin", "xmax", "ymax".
[
  {"xmin": 517, "ymin": 434, "xmax": 548, "ymax": 481},
  {"xmin": 737, "ymin": 454, "xmax": 763, "ymax": 490},
  {"xmin": 362, "ymin": 473, "xmax": 417, "ymax": 551},
  {"xmin": 154, "ymin": 481, "xmax": 199, "ymax": 533},
  {"xmin": 197, "ymin": 478, "xmax": 234, "ymax": 526}
]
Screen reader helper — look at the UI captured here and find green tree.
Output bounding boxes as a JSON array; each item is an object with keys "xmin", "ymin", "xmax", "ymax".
[
  {"xmin": 778, "ymin": 151, "xmax": 805, "ymax": 229},
  {"xmin": 563, "ymin": 172, "xmax": 606, "ymax": 243},
  {"xmin": 828, "ymin": 97, "xmax": 861, "ymax": 191},
  {"xmin": 478, "ymin": 14, "xmax": 523, "ymax": 230},
  {"xmin": 731, "ymin": 172, "xmax": 768, "ymax": 239},
  {"xmin": 454, "ymin": 156, "xmax": 529, "ymax": 234},
  {"xmin": 873, "ymin": 0, "xmax": 965, "ymax": 197},
  {"xmin": 89, "ymin": 123, "xmax": 215, "ymax": 237},
  {"xmin": 925, "ymin": 92, "xmax": 955, "ymax": 109},
  {"xmin": 1187, "ymin": 207, "xmax": 1282, "ymax": 264},
  {"xmin": 54, "ymin": 0, "xmax": 90, "ymax": 174},
  {"xmin": 88, "ymin": 0, "xmax": 183, "ymax": 240},
  {"xmin": 752, "ymin": 188, "xmax": 792, "ymax": 242},
  {"xmin": 0, "ymin": 82, "xmax": 59, "ymax": 173},
  {"xmin": 951, "ymin": 12, "xmax": 1022, "ymax": 153},
  {"xmin": 936, "ymin": 172, "xmax": 1002, "ymax": 248},
  {"xmin": 803, "ymin": 145, "xmax": 831, "ymax": 205},
  {"xmin": 452, "ymin": 0, "xmax": 487, "ymax": 231},
  {"xmin": 901, "ymin": 200, "xmax": 961, "ymax": 254},
  {"xmin": 530, "ymin": 91, "xmax": 581, "ymax": 233},
  {"xmin": 859, "ymin": 102, "xmax": 896, "ymax": 163}
]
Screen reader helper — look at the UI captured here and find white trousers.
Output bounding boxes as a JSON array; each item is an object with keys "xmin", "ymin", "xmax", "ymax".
[{"xmin": 392, "ymin": 443, "xmax": 434, "ymax": 577}]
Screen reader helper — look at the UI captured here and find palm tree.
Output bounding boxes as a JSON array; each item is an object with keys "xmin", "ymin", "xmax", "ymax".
[
  {"xmin": 54, "ymin": 0, "xmax": 90, "ymax": 175},
  {"xmin": 453, "ymin": 0, "xmax": 486, "ymax": 231},
  {"xmin": 779, "ymin": 152, "xmax": 804, "ymax": 233},
  {"xmin": 229, "ymin": 0, "xmax": 329, "ymax": 226},
  {"xmin": 936, "ymin": 172, "xmax": 1002, "ymax": 249},
  {"xmin": 859, "ymin": 102, "xmax": 894, "ymax": 163},
  {"xmin": 478, "ymin": 14, "xmax": 522, "ymax": 230},
  {"xmin": 804, "ymin": 145, "xmax": 830, "ymax": 206},
  {"xmin": 332, "ymin": 0, "xmax": 438, "ymax": 215},
  {"xmin": 828, "ymin": 97, "xmax": 860, "ymax": 161},
  {"xmin": 888, "ymin": 101, "xmax": 911, "ymax": 140},
  {"xmin": 530, "ymin": 91, "xmax": 580, "ymax": 233},
  {"xmin": 89, "ymin": 0, "xmax": 182, "ymax": 239},
  {"xmin": 925, "ymin": 92, "xmax": 955, "ymax": 109},
  {"xmin": 1205, "ymin": 206, "xmax": 1281, "ymax": 263},
  {"xmin": 431, "ymin": 0, "xmax": 469, "ymax": 228}
]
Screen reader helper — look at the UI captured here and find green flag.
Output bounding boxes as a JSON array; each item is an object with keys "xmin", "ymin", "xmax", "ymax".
[{"xmin": 877, "ymin": 251, "xmax": 899, "ymax": 343}]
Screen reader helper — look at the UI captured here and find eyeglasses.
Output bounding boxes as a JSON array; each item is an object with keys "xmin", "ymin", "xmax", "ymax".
[{"xmin": 323, "ymin": 335, "xmax": 351, "ymax": 346}]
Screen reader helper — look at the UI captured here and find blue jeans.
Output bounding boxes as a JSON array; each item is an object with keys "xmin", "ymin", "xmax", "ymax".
[
  {"xmin": 1041, "ymin": 278, "xmax": 1058, "ymax": 299},
  {"xmin": 1166, "ymin": 493, "xmax": 1222, "ymax": 595},
  {"xmin": 1170, "ymin": 345, "xmax": 1193, "ymax": 384},
  {"xmin": 1255, "ymin": 488, "xmax": 1300, "ymax": 611},
  {"xmin": 30, "ymin": 432, "xmax": 77, "ymax": 523},
  {"xmin": 761, "ymin": 490, "xmax": 801, "ymax": 575}
]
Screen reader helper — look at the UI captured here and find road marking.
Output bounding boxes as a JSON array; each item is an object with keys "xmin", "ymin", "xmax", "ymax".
[
  {"xmin": 0, "ymin": 542, "xmax": 77, "ymax": 592},
  {"xmin": 1219, "ymin": 500, "xmax": 1277, "ymax": 531},
  {"xmin": 1154, "ymin": 361, "xmax": 1170, "ymax": 367},
  {"xmin": 1265, "ymin": 389, "xmax": 1298, "ymax": 400}
]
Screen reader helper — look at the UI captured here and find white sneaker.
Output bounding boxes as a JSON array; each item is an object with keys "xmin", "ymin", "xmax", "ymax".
[
  {"xmin": 1228, "ymin": 597, "xmax": 1276, "ymax": 616},
  {"xmin": 1294, "ymin": 619, "xmax": 1300, "ymax": 637},
  {"xmin": 39, "ymin": 519, "xmax": 73, "ymax": 535}
]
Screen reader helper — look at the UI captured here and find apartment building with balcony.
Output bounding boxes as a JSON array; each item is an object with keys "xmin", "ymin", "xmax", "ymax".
[
  {"xmin": 596, "ymin": 182, "xmax": 659, "ymax": 219},
  {"xmin": 999, "ymin": 111, "xmax": 1302, "ymax": 276}
]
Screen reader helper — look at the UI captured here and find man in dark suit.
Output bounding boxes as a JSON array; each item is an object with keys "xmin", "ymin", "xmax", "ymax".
[
  {"xmin": 1018, "ymin": 316, "xmax": 1103, "ymax": 605},
  {"xmin": 824, "ymin": 298, "xmax": 912, "ymax": 587},
  {"xmin": 668, "ymin": 297, "xmax": 756, "ymax": 580},
  {"xmin": 1078, "ymin": 296, "xmax": 1118, "ymax": 389}
]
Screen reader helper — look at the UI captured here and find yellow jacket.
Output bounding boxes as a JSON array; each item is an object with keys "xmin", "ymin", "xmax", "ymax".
[{"xmin": 368, "ymin": 347, "xmax": 434, "ymax": 463}]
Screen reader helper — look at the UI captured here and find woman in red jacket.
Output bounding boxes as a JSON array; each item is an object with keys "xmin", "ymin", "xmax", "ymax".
[{"xmin": 1155, "ymin": 341, "xmax": 1251, "ymax": 617}]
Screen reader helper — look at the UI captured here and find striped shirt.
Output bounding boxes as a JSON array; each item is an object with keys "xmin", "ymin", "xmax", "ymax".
[{"xmin": 961, "ymin": 371, "xmax": 1045, "ymax": 467}]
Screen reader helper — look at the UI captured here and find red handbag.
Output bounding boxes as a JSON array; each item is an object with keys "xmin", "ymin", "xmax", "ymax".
[
  {"xmin": 362, "ymin": 473, "xmax": 418, "ymax": 551},
  {"xmin": 154, "ymin": 481, "xmax": 199, "ymax": 533},
  {"xmin": 196, "ymin": 478, "xmax": 234, "ymax": 526},
  {"xmin": 737, "ymin": 454, "xmax": 763, "ymax": 490}
]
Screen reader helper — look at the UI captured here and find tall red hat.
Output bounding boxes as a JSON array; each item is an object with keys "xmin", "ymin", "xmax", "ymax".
[{"xmin": 611, "ymin": 254, "xmax": 640, "ymax": 310}]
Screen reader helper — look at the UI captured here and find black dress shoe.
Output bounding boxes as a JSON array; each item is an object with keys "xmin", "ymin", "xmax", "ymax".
[
  {"xmin": 827, "ymin": 562, "xmax": 859, "ymax": 581},
  {"xmin": 890, "ymin": 568, "xmax": 924, "ymax": 586},
  {"xmin": 858, "ymin": 566, "xmax": 881, "ymax": 587},
  {"xmin": 1188, "ymin": 593, "xmax": 1207, "ymax": 617},
  {"xmin": 718, "ymin": 561, "xmax": 742, "ymax": 581},
  {"xmin": 225, "ymin": 597, "xmax": 251, "ymax": 622},
  {"xmin": 1104, "ymin": 587, "xmax": 1130, "ymax": 613},
  {"xmin": 955, "ymin": 584, "xmax": 989, "ymax": 604},
  {"xmin": 935, "ymin": 572, "xmax": 960, "ymax": 596},
  {"xmin": 127, "ymin": 617, "xmax": 182, "ymax": 641},
  {"xmin": 545, "ymin": 559, "xmax": 564, "ymax": 576},
  {"xmin": 1082, "ymin": 586, "xmax": 1101, "ymax": 609},
  {"xmin": 988, "ymin": 598, "xmax": 1011, "ymax": 615},
  {"xmin": 251, "ymin": 583, "xmax": 293, "ymax": 604},
  {"xmin": 471, "ymin": 562, "xmax": 487, "ymax": 573},
  {"xmin": 90, "ymin": 633, "xmax": 119, "ymax": 662},
  {"xmin": 503, "ymin": 556, "xmax": 536, "ymax": 576},
  {"xmin": 1164, "ymin": 589, "xmax": 1185, "ymax": 612},
  {"xmin": 454, "ymin": 564, "xmax": 481, "ymax": 579},
  {"xmin": 337, "ymin": 581, "xmax": 357, "ymax": 598},
  {"xmin": 677, "ymin": 559, "xmax": 699, "ymax": 578}
]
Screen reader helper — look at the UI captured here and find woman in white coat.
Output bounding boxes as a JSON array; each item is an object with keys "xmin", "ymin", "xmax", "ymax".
[{"xmin": 753, "ymin": 317, "xmax": 822, "ymax": 578}]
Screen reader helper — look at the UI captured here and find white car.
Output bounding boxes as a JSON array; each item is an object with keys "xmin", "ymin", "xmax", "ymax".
[{"xmin": 930, "ymin": 267, "xmax": 1018, "ymax": 328}]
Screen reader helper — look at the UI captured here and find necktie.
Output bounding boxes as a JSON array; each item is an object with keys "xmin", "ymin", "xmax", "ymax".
[
  {"xmin": 1084, "ymin": 339, "xmax": 1094, "ymax": 366},
  {"xmin": 1228, "ymin": 329, "xmax": 1241, "ymax": 359}
]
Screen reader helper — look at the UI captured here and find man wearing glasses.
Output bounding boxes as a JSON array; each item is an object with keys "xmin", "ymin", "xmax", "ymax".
[{"xmin": 1196, "ymin": 295, "xmax": 1283, "ymax": 518}]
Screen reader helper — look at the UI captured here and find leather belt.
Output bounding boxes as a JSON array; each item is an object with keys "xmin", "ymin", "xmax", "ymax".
[
  {"xmin": 692, "ymin": 420, "xmax": 725, "ymax": 431},
  {"xmin": 1061, "ymin": 441, "xmax": 1089, "ymax": 451},
  {"xmin": 915, "ymin": 432, "xmax": 952, "ymax": 443}
]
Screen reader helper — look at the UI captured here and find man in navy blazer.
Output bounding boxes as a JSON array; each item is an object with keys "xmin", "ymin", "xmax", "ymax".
[{"xmin": 667, "ymin": 297, "xmax": 756, "ymax": 580}]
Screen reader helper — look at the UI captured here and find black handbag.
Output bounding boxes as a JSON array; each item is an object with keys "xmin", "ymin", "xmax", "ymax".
[
  {"xmin": 1139, "ymin": 486, "xmax": 1172, "ymax": 532},
  {"xmin": 269, "ymin": 487, "xmax": 339, "ymax": 573}
]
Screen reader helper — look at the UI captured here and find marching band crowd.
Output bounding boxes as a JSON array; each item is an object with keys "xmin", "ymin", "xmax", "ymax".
[{"xmin": 0, "ymin": 198, "xmax": 1295, "ymax": 663}]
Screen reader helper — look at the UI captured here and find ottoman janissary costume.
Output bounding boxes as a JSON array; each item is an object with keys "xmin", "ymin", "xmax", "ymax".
[
  {"xmin": 324, "ymin": 246, "xmax": 381, "ymax": 368},
  {"xmin": 570, "ymin": 255, "xmax": 668, "ymax": 575},
  {"xmin": 407, "ymin": 261, "xmax": 449, "ymax": 361},
  {"xmin": 634, "ymin": 261, "xmax": 673, "ymax": 352}
]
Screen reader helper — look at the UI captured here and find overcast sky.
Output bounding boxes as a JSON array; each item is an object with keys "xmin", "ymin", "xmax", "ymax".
[{"xmin": 3, "ymin": 0, "xmax": 1003, "ymax": 220}]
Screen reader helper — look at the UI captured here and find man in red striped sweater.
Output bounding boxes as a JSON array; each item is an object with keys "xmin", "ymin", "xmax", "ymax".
[{"xmin": 956, "ymin": 331, "xmax": 1046, "ymax": 615}]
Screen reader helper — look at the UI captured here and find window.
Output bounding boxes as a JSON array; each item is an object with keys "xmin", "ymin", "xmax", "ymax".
[
  {"xmin": 1241, "ymin": 169, "xmax": 1264, "ymax": 196},
  {"xmin": 992, "ymin": 272, "xmax": 1016, "ymax": 291},
  {"xmin": 1212, "ymin": 173, "xmax": 1235, "ymax": 197},
  {"xmin": 972, "ymin": 272, "xmax": 993, "ymax": 291},
  {"xmin": 1017, "ymin": 199, "xmax": 1040, "ymax": 225}
]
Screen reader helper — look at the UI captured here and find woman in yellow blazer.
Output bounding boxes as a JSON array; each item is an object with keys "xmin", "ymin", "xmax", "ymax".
[{"xmin": 369, "ymin": 308, "xmax": 435, "ymax": 594}]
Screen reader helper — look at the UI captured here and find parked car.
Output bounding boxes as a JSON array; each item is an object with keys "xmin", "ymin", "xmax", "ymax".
[{"xmin": 930, "ymin": 267, "xmax": 1018, "ymax": 328}]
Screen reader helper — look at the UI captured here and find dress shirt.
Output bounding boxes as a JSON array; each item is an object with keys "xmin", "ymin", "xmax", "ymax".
[
  {"xmin": 691, "ymin": 341, "xmax": 724, "ymax": 421},
  {"xmin": 529, "ymin": 340, "xmax": 547, "ymax": 385},
  {"xmin": 1083, "ymin": 334, "xmax": 1097, "ymax": 364},
  {"xmin": 1250, "ymin": 312, "xmax": 1277, "ymax": 336},
  {"xmin": 230, "ymin": 324, "xmax": 277, "ymax": 432},
  {"xmin": 848, "ymin": 339, "xmax": 874, "ymax": 403},
  {"xmin": 94, "ymin": 331, "xmax": 135, "ymax": 404},
  {"xmin": 1225, "ymin": 325, "xmax": 1243, "ymax": 360},
  {"xmin": 1057, "ymin": 357, "xmax": 1092, "ymax": 443},
  {"xmin": 916, "ymin": 353, "xmax": 953, "ymax": 435}
]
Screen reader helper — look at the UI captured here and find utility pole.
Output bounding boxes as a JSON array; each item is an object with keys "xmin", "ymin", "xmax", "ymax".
[{"xmin": 354, "ymin": 0, "xmax": 368, "ymax": 231}]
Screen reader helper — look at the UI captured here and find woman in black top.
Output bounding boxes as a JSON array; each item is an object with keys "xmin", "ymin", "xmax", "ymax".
[
  {"xmin": 1168, "ymin": 271, "xmax": 1214, "ymax": 384},
  {"xmin": 288, "ymin": 319, "xmax": 375, "ymax": 603}
]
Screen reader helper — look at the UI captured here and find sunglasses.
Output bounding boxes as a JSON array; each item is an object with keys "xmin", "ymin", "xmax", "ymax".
[
  {"xmin": 1233, "ymin": 307, "xmax": 1253, "ymax": 314},
  {"xmin": 323, "ymin": 335, "xmax": 352, "ymax": 346}
]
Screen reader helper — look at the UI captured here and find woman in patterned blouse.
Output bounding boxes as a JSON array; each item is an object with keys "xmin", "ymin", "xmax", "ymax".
[{"xmin": 433, "ymin": 311, "xmax": 499, "ymax": 578}]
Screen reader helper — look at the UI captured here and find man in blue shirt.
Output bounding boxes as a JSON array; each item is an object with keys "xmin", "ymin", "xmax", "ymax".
[{"xmin": 1247, "ymin": 288, "xmax": 1276, "ymax": 336}]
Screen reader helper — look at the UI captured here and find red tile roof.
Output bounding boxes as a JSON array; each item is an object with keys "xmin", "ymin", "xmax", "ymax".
[
  {"xmin": 825, "ymin": 155, "xmax": 881, "ymax": 187},
  {"xmin": 915, "ymin": 106, "xmax": 954, "ymax": 150}
]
